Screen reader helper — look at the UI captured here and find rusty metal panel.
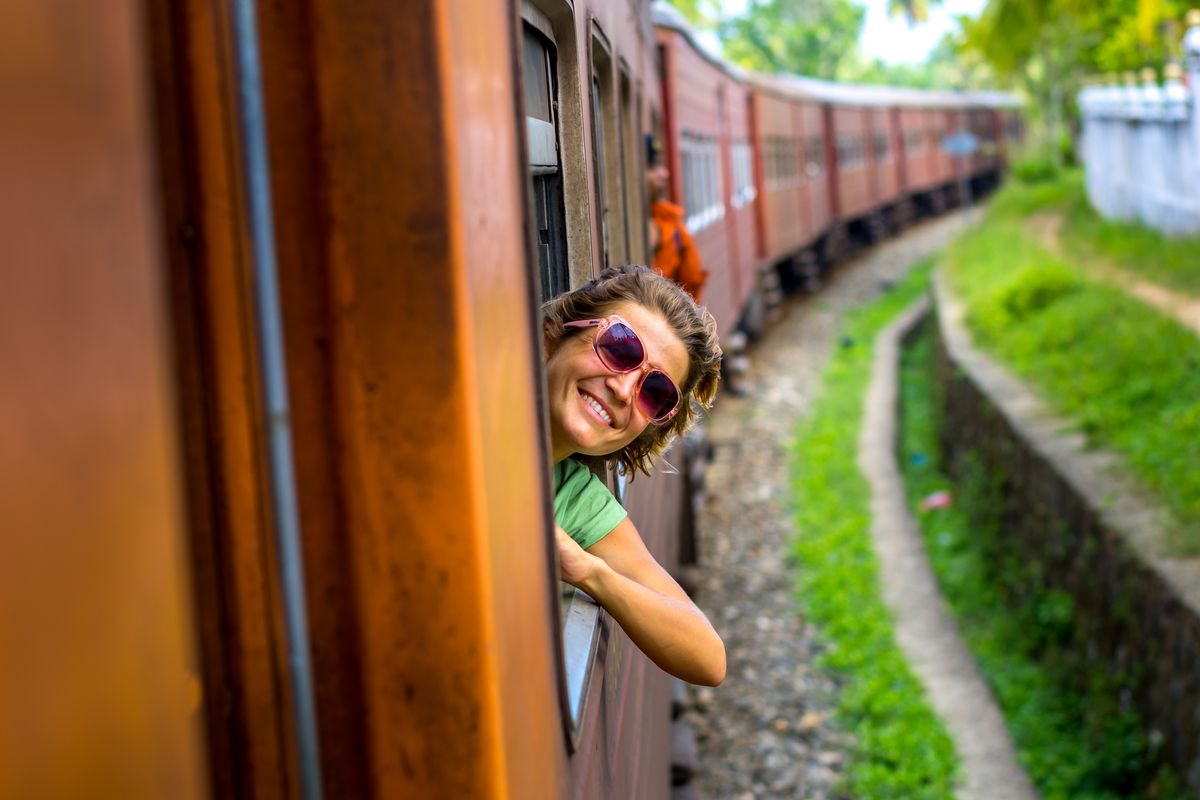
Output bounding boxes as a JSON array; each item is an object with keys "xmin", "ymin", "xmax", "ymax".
[{"xmin": 0, "ymin": 0, "xmax": 209, "ymax": 797}]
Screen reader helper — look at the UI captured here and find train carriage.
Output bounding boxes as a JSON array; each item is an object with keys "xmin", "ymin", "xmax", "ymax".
[
  {"xmin": 4, "ymin": 0, "xmax": 1020, "ymax": 796},
  {"xmin": 743, "ymin": 76, "xmax": 809, "ymax": 263},
  {"xmin": 900, "ymin": 106, "xmax": 938, "ymax": 192},
  {"xmin": 654, "ymin": 12, "xmax": 745, "ymax": 338}
]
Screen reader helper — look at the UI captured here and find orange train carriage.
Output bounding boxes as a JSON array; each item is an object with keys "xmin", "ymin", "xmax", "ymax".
[
  {"xmin": 2, "ymin": 0, "xmax": 1020, "ymax": 797},
  {"xmin": 5, "ymin": 0, "xmax": 686, "ymax": 796}
]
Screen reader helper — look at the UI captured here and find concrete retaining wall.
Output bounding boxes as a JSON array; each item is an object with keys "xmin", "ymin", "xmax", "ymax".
[{"xmin": 930, "ymin": 271, "xmax": 1200, "ymax": 792}]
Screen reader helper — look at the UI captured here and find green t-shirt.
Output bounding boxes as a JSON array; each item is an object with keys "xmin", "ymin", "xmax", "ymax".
[{"xmin": 553, "ymin": 458, "xmax": 628, "ymax": 549}]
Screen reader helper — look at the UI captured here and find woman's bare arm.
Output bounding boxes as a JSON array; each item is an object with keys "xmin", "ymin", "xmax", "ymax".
[{"xmin": 556, "ymin": 521, "xmax": 726, "ymax": 686}]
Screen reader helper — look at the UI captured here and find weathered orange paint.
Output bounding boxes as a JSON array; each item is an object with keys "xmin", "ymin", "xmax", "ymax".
[
  {"xmin": 0, "ymin": 0, "xmax": 208, "ymax": 796},
  {"xmin": 254, "ymin": 1, "xmax": 562, "ymax": 795}
]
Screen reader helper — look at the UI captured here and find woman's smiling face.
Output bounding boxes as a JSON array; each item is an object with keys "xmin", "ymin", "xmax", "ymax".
[{"xmin": 546, "ymin": 300, "xmax": 690, "ymax": 463}]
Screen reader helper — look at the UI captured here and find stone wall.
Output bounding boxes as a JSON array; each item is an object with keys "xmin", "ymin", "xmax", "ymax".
[
  {"xmin": 930, "ymin": 272, "xmax": 1200, "ymax": 793},
  {"xmin": 1078, "ymin": 15, "xmax": 1200, "ymax": 237}
]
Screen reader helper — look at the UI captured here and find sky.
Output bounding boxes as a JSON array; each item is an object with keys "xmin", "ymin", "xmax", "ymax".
[
  {"xmin": 859, "ymin": 0, "xmax": 987, "ymax": 64},
  {"xmin": 701, "ymin": 0, "xmax": 988, "ymax": 65}
]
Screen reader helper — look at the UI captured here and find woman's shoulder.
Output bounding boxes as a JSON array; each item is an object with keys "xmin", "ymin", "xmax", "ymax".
[{"xmin": 554, "ymin": 457, "xmax": 600, "ymax": 491}]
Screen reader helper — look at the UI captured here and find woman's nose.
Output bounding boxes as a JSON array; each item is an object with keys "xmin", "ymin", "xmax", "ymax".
[{"xmin": 606, "ymin": 368, "xmax": 641, "ymax": 404}]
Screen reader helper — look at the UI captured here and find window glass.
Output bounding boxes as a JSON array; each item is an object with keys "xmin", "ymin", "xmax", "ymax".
[
  {"xmin": 590, "ymin": 73, "xmax": 610, "ymax": 267},
  {"xmin": 730, "ymin": 140, "xmax": 756, "ymax": 208},
  {"xmin": 680, "ymin": 132, "xmax": 724, "ymax": 231},
  {"xmin": 521, "ymin": 24, "xmax": 569, "ymax": 302},
  {"xmin": 805, "ymin": 136, "xmax": 824, "ymax": 179}
]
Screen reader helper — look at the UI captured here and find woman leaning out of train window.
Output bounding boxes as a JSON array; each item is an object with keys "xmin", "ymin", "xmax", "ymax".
[{"xmin": 545, "ymin": 264, "xmax": 725, "ymax": 687}]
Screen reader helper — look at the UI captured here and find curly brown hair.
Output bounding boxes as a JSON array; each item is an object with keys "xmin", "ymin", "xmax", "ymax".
[{"xmin": 542, "ymin": 264, "xmax": 722, "ymax": 478}]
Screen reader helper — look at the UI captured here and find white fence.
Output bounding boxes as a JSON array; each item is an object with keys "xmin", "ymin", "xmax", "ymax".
[{"xmin": 1078, "ymin": 21, "xmax": 1200, "ymax": 237}]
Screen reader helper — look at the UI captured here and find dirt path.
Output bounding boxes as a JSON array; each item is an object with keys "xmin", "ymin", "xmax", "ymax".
[
  {"xmin": 1028, "ymin": 211, "xmax": 1200, "ymax": 335},
  {"xmin": 682, "ymin": 210, "xmax": 983, "ymax": 799}
]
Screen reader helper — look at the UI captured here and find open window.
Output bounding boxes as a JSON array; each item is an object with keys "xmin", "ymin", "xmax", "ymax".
[
  {"xmin": 618, "ymin": 64, "xmax": 642, "ymax": 264},
  {"xmin": 519, "ymin": 1, "xmax": 609, "ymax": 743},
  {"xmin": 522, "ymin": 23, "xmax": 570, "ymax": 301},
  {"xmin": 590, "ymin": 27, "xmax": 624, "ymax": 268}
]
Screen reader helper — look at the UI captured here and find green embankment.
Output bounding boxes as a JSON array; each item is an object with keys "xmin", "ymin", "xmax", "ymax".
[
  {"xmin": 899, "ymin": 321, "xmax": 1186, "ymax": 800},
  {"xmin": 791, "ymin": 259, "xmax": 959, "ymax": 799},
  {"xmin": 942, "ymin": 173, "xmax": 1200, "ymax": 552}
]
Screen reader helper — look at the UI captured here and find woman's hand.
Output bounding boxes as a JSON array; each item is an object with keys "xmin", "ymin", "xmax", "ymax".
[{"xmin": 555, "ymin": 525, "xmax": 600, "ymax": 586}]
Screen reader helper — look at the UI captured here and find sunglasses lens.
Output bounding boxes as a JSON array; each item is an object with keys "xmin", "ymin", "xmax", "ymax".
[
  {"xmin": 639, "ymin": 370, "xmax": 680, "ymax": 422},
  {"xmin": 596, "ymin": 322, "xmax": 645, "ymax": 372}
]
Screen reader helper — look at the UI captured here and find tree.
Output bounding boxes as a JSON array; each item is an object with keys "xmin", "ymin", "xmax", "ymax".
[
  {"xmin": 718, "ymin": 0, "xmax": 866, "ymax": 79},
  {"xmin": 888, "ymin": 0, "xmax": 939, "ymax": 25},
  {"xmin": 836, "ymin": 32, "xmax": 998, "ymax": 89},
  {"xmin": 667, "ymin": 0, "xmax": 721, "ymax": 29},
  {"xmin": 959, "ymin": 0, "xmax": 1195, "ymax": 159}
]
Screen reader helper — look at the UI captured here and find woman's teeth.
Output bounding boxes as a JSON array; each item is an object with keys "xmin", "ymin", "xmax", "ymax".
[{"xmin": 583, "ymin": 392, "xmax": 613, "ymax": 426}]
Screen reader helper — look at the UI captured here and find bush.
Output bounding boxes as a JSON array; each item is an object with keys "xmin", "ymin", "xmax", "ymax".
[
  {"xmin": 1011, "ymin": 152, "xmax": 1062, "ymax": 184},
  {"xmin": 995, "ymin": 263, "xmax": 1082, "ymax": 319}
]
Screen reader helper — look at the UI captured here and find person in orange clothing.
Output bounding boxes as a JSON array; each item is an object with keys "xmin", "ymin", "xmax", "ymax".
[{"xmin": 648, "ymin": 163, "xmax": 708, "ymax": 303}]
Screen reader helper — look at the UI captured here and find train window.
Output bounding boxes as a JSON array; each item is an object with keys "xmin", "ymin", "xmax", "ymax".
[
  {"xmin": 520, "ymin": 0, "xmax": 603, "ymax": 741},
  {"xmin": 591, "ymin": 74, "xmax": 610, "ymax": 267},
  {"xmin": 904, "ymin": 130, "xmax": 925, "ymax": 154},
  {"xmin": 680, "ymin": 132, "xmax": 724, "ymax": 231},
  {"xmin": 874, "ymin": 132, "xmax": 891, "ymax": 162},
  {"xmin": 730, "ymin": 140, "xmax": 756, "ymax": 208},
  {"xmin": 837, "ymin": 134, "xmax": 864, "ymax": 169},
  {"xmin": 618, "ymin": 66, "xmax": 639, "ymax": 264},
  {"xmin": 805, "ymin": 136, "xmax": 824, "ymax": 179},
  {"xmin": 636, "ymin": 88, "xmax": 650, "ymax": 262},
  {"xmin": 522, "ymin": 24, "xmax": 570, "ymax": 301},
  {"xmin": 764, "ymin": 137, "xmax": 798, "ymax": 191},
  {"xmin": 591, "ymin": 30, "xmax": 624, "ymax": 268}
]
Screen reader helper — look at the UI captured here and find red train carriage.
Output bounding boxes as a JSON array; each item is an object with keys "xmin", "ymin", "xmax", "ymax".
[
  {"xmin": 654, "ymin": 10, "xmax": 751, "ymax": 339},
  {"xmin": 743, "ymin": 75, "xmax": 813, "ymax": 263},
  {"xmin": 4, "ymin": 0, "xmax": 1020, "ymax": 796}
]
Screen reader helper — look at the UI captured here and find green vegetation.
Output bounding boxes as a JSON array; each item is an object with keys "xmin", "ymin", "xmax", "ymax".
[
  {"xmin": 790, "ymin": 259, "xmax": 959, "ymax": 799},
  {"xmin": 666, "ymin": 0, "xmax": 998, "ymax": 88},
  {"xmin": 943, "ymin": 173, "xmax": 1200, "ymax": 551},
  {"xmin": 988, "ymin": 167, "xmax": 1200, "ymax": 294},
  {"xmin": 1057, "ymin": 179, "xmax": 1200, "ymax": 296},
  {"xmin": 899, "ymin": 321, "xmax": 1186, "ymax": 799},
  {"xmin": 961, "ymin": 1, "xmax": 1197, "ymax": 164}
]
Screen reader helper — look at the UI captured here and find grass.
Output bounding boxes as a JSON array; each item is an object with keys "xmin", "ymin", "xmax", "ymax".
[
  {"xmin": 942, "ymin": 176, "xmax": 1200, "ymax": 552},
  {"xmin": 790, "ymin": 258, "xmax": 959, "ymax": 799},
  {"xmin": 898, "ymin": 321, "xmax": 1186, "ymax": 800},
  {"xmin": 998, "ymin": 168, "xmax": 1200, "ymax": 295}
]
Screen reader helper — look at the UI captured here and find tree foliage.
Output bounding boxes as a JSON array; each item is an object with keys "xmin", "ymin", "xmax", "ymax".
[
  {"xmin": 889, "ymin": 0, "xmax": 934, "ymax": 25},
  {"xmin": 716, "ymin": 0, "xmax": 867, "ymax": 79},
  {"xmin": 961, "ymin": 0, "xmax": 1193, "ymax": 78},
  {"xmin": 837, "ymin": 33, "xmax": 998, "ymax": 89},
  {"xmin": 958, "ymin": 0, "xmax": 1196, "ymax": 158}
]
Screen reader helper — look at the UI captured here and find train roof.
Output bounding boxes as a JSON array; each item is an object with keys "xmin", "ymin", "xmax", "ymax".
[
  {"xmin": 651, "ymin": 1, "xmax": 1020, "ymax": 110},
  {"xmin": 652, "ymin": 1, "xmax": 748, "ymax": 83}
]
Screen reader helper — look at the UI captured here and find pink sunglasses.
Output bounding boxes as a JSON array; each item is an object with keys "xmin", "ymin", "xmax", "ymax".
[{"xmin": 564, "ymin": 315, "xmax": 682, "ymax": 424}]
